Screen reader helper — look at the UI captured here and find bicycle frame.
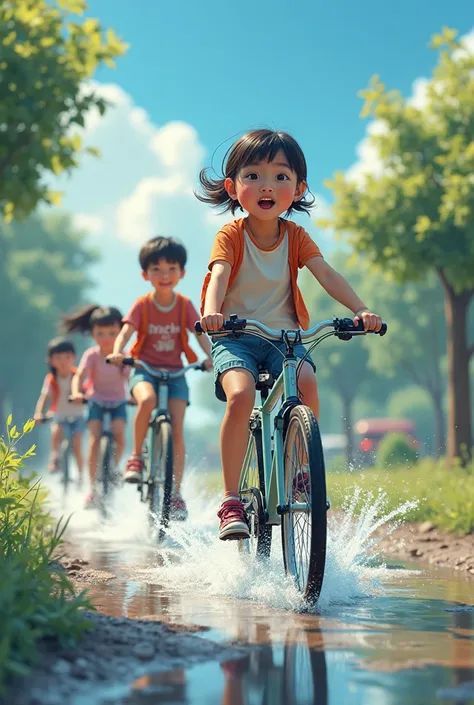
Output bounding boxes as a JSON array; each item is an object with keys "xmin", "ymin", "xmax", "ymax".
[{"xmin": 243, "ymin": 355, "xmax": 298, "ymax": 525}]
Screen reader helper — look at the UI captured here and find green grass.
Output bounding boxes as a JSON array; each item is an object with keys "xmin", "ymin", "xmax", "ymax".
[
  {"xmin": 195, "ymin": 459, "xmax": 474, "ymax": 536},
  {"xmin": 0, "ymin": 417, "xmax": 92, "ymax": 692},
  {"xmin": 327, "ymin": 458, "xmax": 474, "ymax": 535}
]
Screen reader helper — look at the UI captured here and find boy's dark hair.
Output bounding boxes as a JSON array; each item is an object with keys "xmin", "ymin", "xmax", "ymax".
[
  {"xmin": 139, "ymin": 236, "xmax": 187, "ymax": 271},
  {"xmin": 46, "ymin": 337, "xmax": 75, "ymax": 376},
  {"xmin": 196, "ymin": 129, "xmax": 314, "ymax": 216},
  {"xmin": 62, "ymin": 305, "xmax": 123, "ymax": 334}
]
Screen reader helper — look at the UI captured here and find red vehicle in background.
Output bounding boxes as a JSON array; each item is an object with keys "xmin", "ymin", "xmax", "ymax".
[{"xmin": 355, "ymin": 418, "xmax": 420, "ymax": 465}]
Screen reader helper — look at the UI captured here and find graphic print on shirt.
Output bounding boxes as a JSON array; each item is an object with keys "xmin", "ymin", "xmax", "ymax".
[{"xmin": 149, "ymin": 322, "xmax": 181, "ymax": 353}]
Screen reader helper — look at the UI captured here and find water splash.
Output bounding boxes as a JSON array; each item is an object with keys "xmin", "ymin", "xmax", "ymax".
[
  {"xmin": 145, "ymin": 473, "xmax": 417, "ymax": 612},
  {"xmin": 43, "ymin": 466, "xmax": 417, "ymax": 612}
]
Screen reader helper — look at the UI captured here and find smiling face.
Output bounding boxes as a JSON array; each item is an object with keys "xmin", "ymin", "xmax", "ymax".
[
  {"xmin": 50, "ymin": 351, "xmax": 75, "ymax": 377},
  {"xmin": 224, "ymin": 149, "xmax": 306, "ymax": 220},
  {"xmin": 142, "ymin": 258, "xmax": 184, "ymax": 293},
  {"xmin": 92, "ymin": 323, "xmax": 121, "ymax": 355}
]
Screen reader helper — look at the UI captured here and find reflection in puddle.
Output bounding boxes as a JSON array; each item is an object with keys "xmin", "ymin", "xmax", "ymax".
[{"xmin": 49, "ymin": 473, "xmax": 474, "ymax": 704}]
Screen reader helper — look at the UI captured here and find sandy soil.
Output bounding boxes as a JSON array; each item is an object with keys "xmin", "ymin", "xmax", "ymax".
[{"xmin": 376, "ymin": 521, "xmax": 474, "ymax": 575}]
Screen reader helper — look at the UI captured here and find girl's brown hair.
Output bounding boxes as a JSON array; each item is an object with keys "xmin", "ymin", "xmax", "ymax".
[
  {"xmin": 196, "ymin": 129, "xmax": 314, "ymax": 216},
  {"xmin": 62, "ymin": 305, "xmax": 123, "ymax": 334}
]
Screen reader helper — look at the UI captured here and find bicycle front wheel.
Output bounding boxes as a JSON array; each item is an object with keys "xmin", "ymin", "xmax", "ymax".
[
  {"xmin": 148, "ymin": 420, "xmax": 173, "ymax": 536},
  {"xmin": 60, "ymin": 439, "xmax": 71, "ymax": 491},
  {"xmin": 238, "ymin": 420, "xmax": 272, "ymax": 558},
  {"xmin": 281, "ymin": 405, "xmax": 327, "ymax": 604},
  {"xmin": 98, "ymin": 434, "xmax": 113, "ymax": 514}
]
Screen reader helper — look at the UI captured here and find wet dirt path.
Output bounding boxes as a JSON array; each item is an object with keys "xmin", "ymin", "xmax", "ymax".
[{"xmin": 23, "ymin": 476, "xmax": 474, "ymax": 704}]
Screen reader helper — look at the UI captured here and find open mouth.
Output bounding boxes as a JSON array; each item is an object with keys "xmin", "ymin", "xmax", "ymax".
[{"xmin": 258, "ymin": 198, "xmax": 275, "ymax": 210}]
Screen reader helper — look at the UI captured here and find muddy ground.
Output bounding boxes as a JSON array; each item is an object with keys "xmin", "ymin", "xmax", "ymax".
[
  {"xmin": 7, "ymin": 522, "xmax": 473, "ymax": 704},
  {"xmin": 376, "ymin": 521, "xmax": 474, "ymax": 575},
  {"xmin": 9, "ymin": 560, "xmax": 250, "ymax": 705}
]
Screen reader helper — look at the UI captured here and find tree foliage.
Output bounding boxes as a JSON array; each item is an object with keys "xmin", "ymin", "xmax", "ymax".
[
  {"xmin": 0, "ymin": 0, "xmax": 127, "ymax": 219},
  {"xmin": 0, "ymin": 214, "xmax": 97, "ymax": 423},
  {"xmin": 320, "ymin": 27, "xmax": 474, "ymax": 459}
]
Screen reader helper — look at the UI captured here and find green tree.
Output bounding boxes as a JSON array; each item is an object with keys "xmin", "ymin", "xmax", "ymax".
[
  {"xmin": 0, "ymin": 0, "xmax": 126, "ymax": 219},
  {"xmin": 360, "ymin": 272, "xmax": 447, "ymax": 455},
  {"xmin": 320, "ymin": 28, "xmax": 474, "ymax": 460},
  {"xmin": 302, "ymin": 253, "xmax": 390, "ymax": 464},
  {"xmin": 0, "ymin": 213, "xmax": 97, "ymax": 425}
]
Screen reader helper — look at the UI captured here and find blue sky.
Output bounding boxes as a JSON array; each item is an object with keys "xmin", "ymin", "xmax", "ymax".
[{"xmin": 54, "ymin": 0, "xmax": 472, "ymax": 412}]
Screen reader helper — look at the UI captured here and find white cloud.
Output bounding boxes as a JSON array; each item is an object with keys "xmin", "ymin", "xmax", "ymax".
[{"xmin": 73, "ymin": 213, "xmax": 104, "ymax": 235}]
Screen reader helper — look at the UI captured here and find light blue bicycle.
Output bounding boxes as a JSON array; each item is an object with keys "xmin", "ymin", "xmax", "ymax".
[{"xmin": 197, "ymin": 314, "xmax": 387, "ymax": 603}]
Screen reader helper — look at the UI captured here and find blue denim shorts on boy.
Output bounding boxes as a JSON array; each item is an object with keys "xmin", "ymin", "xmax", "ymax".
[
  {"xmin": 53, "ymin": 416, "xmax": 86, "ymax": 435},
  {"xmin": 129, "ymin": 368, "xmax": 190, "ymax": 405},
  {"xmin": 88, "ymin": 400, "xmax": 128, "ymax": 423},
  {"xmin": 211, "ymin": 334, "xmax": 316, "ymax": 402}
]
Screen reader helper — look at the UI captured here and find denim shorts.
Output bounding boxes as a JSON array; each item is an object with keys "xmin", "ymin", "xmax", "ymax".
[
  {"xmin": 211, "ymin": 334, "xmax": 316, "ymax": 402},
  {"xmin": 88, "ymin": 400, "xmax": 128, "ymax": 423},
  {"xmin": 53, "ymin": 416, "xmax": 85, "ymax": 436},
  {"xmin": 129, "ymin": 368, "xmax": 189, "ymax": 405}
]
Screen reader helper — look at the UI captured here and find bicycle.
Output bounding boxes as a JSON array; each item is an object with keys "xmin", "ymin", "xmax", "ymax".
[
  {"xmin": 120, "ymin": 358, "xmax": 208, "ymax": 540},
  {"xmin": 195, "ymin": 315, "xmax": 387, "ymax": 604},
  {"xmin": 69, "ymin": 397, "xmax": 134, "ymax": 518},
  {"xmin": 38, "ymin": 415, "xmax": 81, "ymax": 493}
]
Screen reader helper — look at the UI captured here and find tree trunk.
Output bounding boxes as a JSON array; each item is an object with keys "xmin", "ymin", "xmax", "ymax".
[
  {"xmin": 427, "ymin": 387, "xmax": 446, "ymax": 457},
  {"xmin": 341, "ymin": 394, "xmax": 354, "ymax": 466},
  {"xmin": 438, "ymin": 273, "xmax": 473, "ymax": 462}
]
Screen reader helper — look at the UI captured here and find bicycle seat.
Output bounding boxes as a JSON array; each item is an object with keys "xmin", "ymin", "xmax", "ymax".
[{"xmin": 256, "ymin": 368, "xmax": 274, "ymax": 392}]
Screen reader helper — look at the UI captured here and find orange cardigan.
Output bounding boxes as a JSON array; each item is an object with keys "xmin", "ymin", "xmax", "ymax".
[
  {"xmin": 130, "ymin": 292, "xmax": 198, "ymax": 364},
  {"xmin": 200, "ymin": 218, "xmax": 322, "ymax": 330}
]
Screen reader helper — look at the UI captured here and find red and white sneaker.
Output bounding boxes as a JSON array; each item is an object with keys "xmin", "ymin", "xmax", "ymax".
[
  {"xmin": 170, "ymin": 493, "xmax": 188, "ymax": 521},
  {"xmin": 124, "ymin": 456, "xmax": 144, "ymax": 484},
  {"xmin": 217, "ymin": 499, "xmax": 250, "ymax": 541}
]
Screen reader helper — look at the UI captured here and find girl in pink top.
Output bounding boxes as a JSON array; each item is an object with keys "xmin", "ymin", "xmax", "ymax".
[{"xmin": 64, "ymin": 305, "xmax": 130, "ymax": 508}]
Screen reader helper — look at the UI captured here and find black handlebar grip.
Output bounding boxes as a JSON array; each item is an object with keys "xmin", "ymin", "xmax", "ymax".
[
  {"xmin": 379, "ymin": 322, "xmax": 387, "ymax": 336},
  {"xmin": 122, "ymin": 357, "xmax": 135, "ymax": 366},
  {"xmin": 194, "ymin": 321, "xmax": 203, "ymax": 335}
]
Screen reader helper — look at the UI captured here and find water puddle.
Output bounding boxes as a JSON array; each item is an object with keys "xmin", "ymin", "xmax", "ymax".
[{"xmin": 44, "ymin": 470, "xmax": 474, "ymax": 704}]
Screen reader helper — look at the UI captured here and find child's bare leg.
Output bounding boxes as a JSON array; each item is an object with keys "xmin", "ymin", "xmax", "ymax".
[
  {"xmin": 220, "ymin": 369, "xmax": 255, "ymax": 498},
  {"xmin": 87, "ymin": 420, "xmax": 102, "ymax": 486},
  {"xmin": 297, "ymin": 362, "xmax": 320, "ymax": 420},
  {"xmin": 50, "ymin": 423, "xmax": 62, "ymax": 455},
  {"xmin": 168, "ymin": 398, "xmax": 187, "ymax": 494},
  {"xmin": 72, "ymin": 432, "xmax": 83, "ymax": 475},
  {"xmin": 131, "ymin": 381, "xmax": 156, "ymax": 456},
  {"xmin": 111, "ymin": 418, "xmax": 126, "ymax": 466}
]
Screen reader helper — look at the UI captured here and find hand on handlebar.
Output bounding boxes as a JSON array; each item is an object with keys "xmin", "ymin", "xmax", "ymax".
[
  {"xmin": 69, "ymin": 393, "xmax": 85, "ymax": 404},
  {"xmin": 353, "ymin": 309, "xmax": 383, "ymax": 333},
  {"xmin": 200, "ymin": 313, "xmax": 224, "ymax": 334},
  {"xmin": 106, "ymin": 352, "xmax": 126, "ymax": 366}
]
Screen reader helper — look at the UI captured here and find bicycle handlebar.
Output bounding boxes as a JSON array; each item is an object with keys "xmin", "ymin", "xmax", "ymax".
[
  {"xmin": 67, "ymin": 396, "xmax": 136, "ymax": 406},
  {"xmin": 194, "ymin": 315, "xmax": 387, "ymax": 340},
  {"xmin": 117, "ymin": 358, "xmax": 208, "ymax": 379}
]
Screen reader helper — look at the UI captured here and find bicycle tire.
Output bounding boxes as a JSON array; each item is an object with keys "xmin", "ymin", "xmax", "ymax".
[
  {"xmin": 283, "ymin": 628, "xmax": 328, "ymax": 705},
  {"xmin": 238, "ymin": 423, "xmax": 272, "ymax": 558},
  {"xmin": 148, "ymin": 420, "xmax": 173, "ymax": 537},
  {"xmin": 281, "ymin": 405, "xmax": 327, "ymax": 603},
  {"xmin": 60, "ymin": 439, "xmax": 70, "ymax": 490},
  {"xmin": 98, "ymin": 434, "xmax": 113, "ymax": 510}
]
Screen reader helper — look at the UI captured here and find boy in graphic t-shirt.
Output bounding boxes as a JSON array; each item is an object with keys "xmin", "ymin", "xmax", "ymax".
[{"xmin": 108, "ymin": 237, "xmax": 212, "ymax": 520}]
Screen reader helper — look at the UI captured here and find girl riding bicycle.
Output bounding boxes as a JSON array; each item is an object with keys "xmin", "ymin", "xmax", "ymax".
[
  {"xmin": 64, "ymin": 305, "xmax": 130, "ymax": 508},
  {"xmin": 34, "ymin": 337, "xmax": 85, "ymax": 479},
  {"xmin": 197, "ymin": 128, "xmax": 382, "ymax": 540}
]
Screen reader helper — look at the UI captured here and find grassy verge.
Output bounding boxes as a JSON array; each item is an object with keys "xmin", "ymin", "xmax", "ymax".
[
  {"xmin": 326, "ymin": 458, "xmax": 474, "ymax": 535},
  {"xmin": 195, "ymin": 459, "xmax": 474, "ymax": 536},
  {"xmin": 0, "ymin": 416, "xmax": 91, "ymax": 692}
]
